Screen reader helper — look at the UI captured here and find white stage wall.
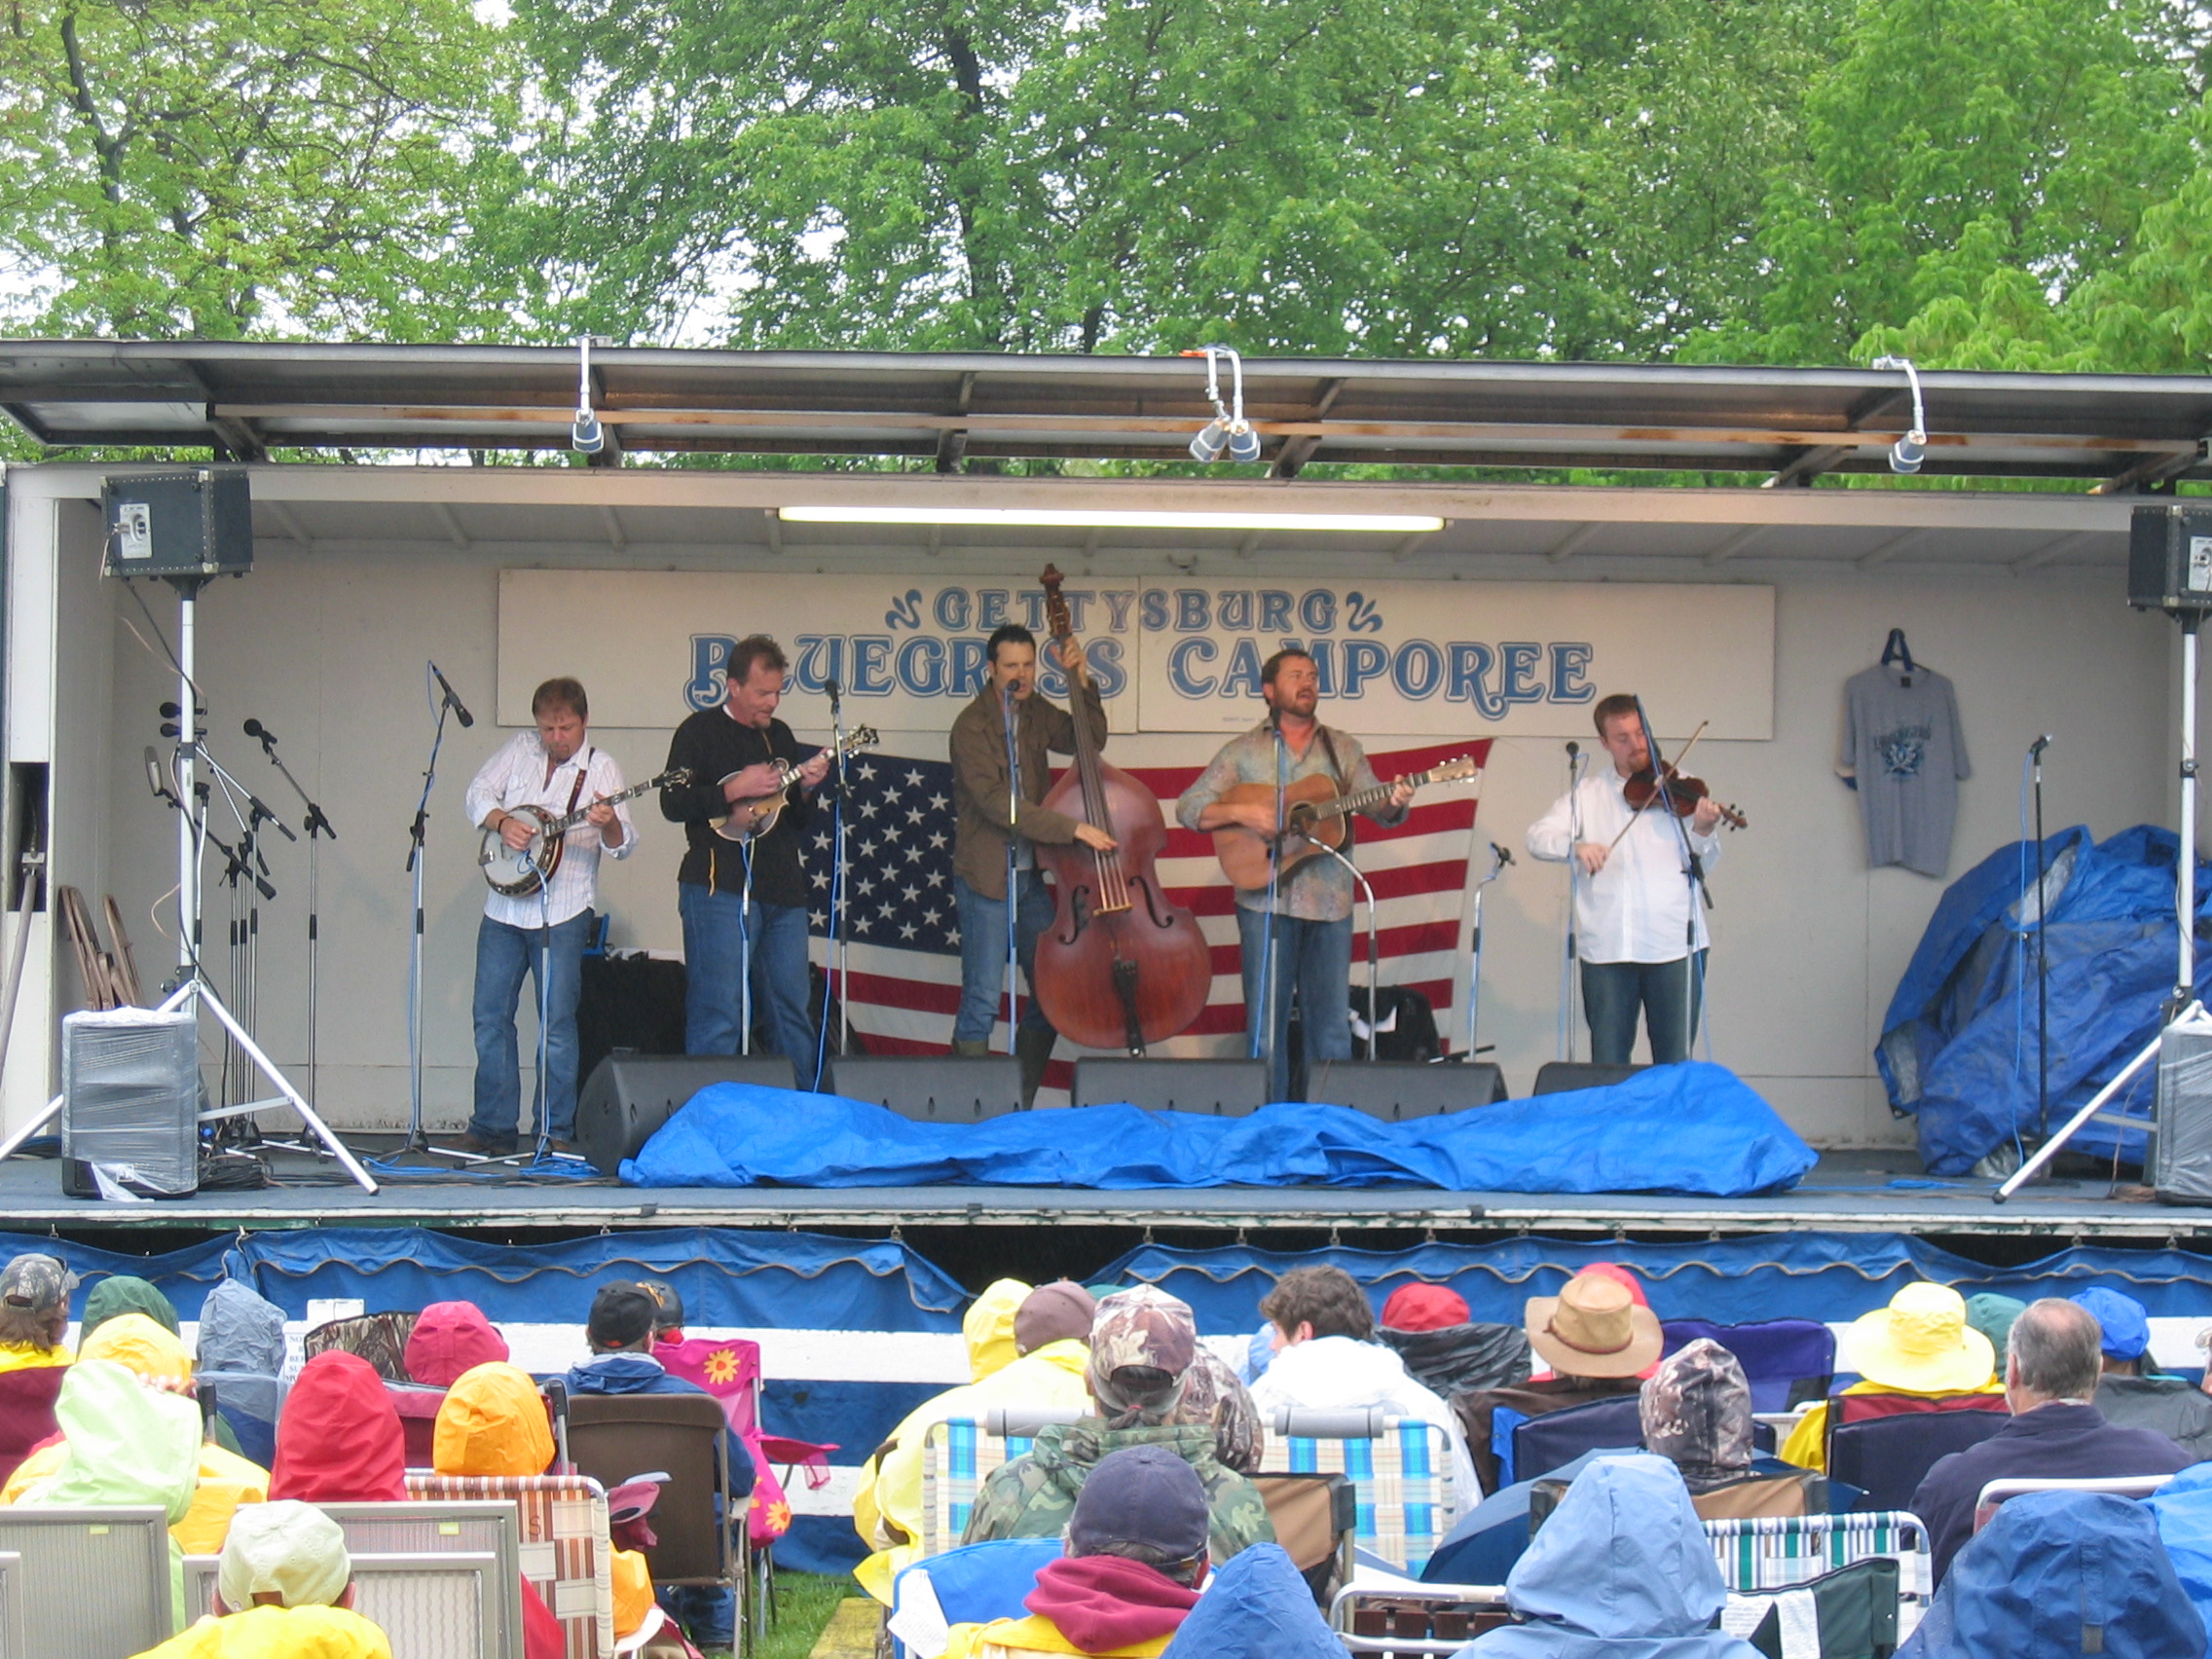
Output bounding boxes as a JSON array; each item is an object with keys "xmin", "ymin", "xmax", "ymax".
[{"xmin": 3, "ymin": 491, "xmax": 2180, "ymax": 1151}]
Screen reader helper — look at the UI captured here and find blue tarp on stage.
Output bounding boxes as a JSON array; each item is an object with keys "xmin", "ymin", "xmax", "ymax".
[
  {"xmin": 1880, "ymin": 824, "xmax": 2212, "ymax": 1173},
  {"xmin": 621, "ymin": 1060, "xmax": 1818, "ymax": 1197}
]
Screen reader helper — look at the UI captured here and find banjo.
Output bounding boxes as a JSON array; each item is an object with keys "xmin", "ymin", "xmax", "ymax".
[
  {"xmin": 712, "ymin": 726, "xmax": 879, "ymax": 843},
  {"xmin": 478, "ymin": 767, "xmax": 692, "ymax": 897}
]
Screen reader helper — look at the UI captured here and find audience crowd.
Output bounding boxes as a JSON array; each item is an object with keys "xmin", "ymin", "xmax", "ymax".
[{"xmin": 1, "ymin": 1242, "xmax": 2209, "ymax": 1657}]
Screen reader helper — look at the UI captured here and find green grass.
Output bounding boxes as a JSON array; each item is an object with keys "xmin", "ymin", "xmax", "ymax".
[{"xmin": 700, "ymin": 1570, "xmax": 858, "ymax": 1659}]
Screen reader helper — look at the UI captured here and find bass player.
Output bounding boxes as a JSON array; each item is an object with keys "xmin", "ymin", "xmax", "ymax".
[
  {"xmin": 660, "ymin": 635, "xmax": 831, "ymax": 1068},
  {"xmin": 1177, "ymin": 648, "xmax": 1414, "ymax": 1101},
  {"xmin": 462, "ymin": 676, "xmax": 636, "ymax": 1155}
]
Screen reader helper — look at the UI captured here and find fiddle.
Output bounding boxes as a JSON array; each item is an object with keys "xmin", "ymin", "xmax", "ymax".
[{"xmin": 1624, "ymin": 766, "xmax": 1748, "ymax": 831}]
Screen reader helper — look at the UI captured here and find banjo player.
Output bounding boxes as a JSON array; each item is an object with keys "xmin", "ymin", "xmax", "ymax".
[{"xmin": 461, "ymin": 675, "xmax": 637, "ymax": 1156}]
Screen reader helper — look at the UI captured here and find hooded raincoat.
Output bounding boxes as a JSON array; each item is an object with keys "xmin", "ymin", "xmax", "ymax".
[
  {"xmin": 130, "ymin": 1602, "xmax": 395, "ymax": 1658},
  {"xmin": 1902, "ymin": 1489, "xmax": 2203, "ymax": 1658},
  {"xmin": 82, "ymin": 1274, "xmax": 179, "ymax": 1340},
  {"xmin": 1157, "ymin": 1543, "xmax": 1339, "ymax": 1659},
  {"xmin": 270, "ymin": 1352, "xmax": 408, "ymax": 1504},
  {"xmin": 1464, "ymin": 1454, "xmax": 1762, "ymax": 1659},
  {"xmin": 853, "ymin": 1337, "xmax": 1094, "ymax": 1604},
  {"xmin": 432, "ymin": 1362, "xmax": 553, "ymax": 1478},
  {"xmin": 966, "ymin": 1281, "xmax": 1032, "ymax": 1382}
]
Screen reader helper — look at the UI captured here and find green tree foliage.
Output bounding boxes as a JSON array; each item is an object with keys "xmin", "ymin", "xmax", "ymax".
[{"xmin": 0, "ymin": 0, "xmax": 515, "ymax": 339}]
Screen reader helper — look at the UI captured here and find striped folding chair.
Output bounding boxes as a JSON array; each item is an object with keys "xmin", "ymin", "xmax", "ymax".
[
  {"xmin": 409, "ymin": 1471, "xmax": 615, "ymax": 1659},
  {"xmin": 1258, "ymin": 1409, "xmax": 1456, "ymax": 1574},
  {"xmin": 918, "ymin": 1416, "xmax": 1049, "ymax": 1559},
  {"xmin": 1704, "ymin": 1510, "xmax": 1935, "ymax": 1642}
]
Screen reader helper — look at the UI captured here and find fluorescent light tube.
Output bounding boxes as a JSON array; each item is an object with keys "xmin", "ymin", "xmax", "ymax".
[{"xmin": 776, "ymin": 506, "xmax": 1446, "ymax": 534}]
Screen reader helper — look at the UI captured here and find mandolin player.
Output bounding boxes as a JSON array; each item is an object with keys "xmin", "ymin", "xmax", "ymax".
[
  {"xmin": 1177, "ymin": 648, "xmax": 1415, "ymax": 1102},
  {"xmin": 1526, "ymin": 692, "xmax": 1722, "ymax": 1066},
  {"xmin": 461, "ymin": 676, "xmax": 635, "ymax": 1155},
  {"xmin": 660, "ymin": 634, "xmax": 831, "ymax": 1067}
]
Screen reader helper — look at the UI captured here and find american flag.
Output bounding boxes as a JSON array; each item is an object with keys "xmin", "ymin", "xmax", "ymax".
[{"xmin": 802, "ymin": 739, "xmax": 1493, "ymax": 1098}]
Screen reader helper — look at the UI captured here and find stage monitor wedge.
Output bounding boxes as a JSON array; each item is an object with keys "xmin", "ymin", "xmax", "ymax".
[
  {"xmin": 828, "ymin": 1054, "xmax": 1021, "ymax": 1122},
  {"xmin": 575, "ymin": 1052, "xmax": 797, "ymax": 1177},
  {"xmin": 2129, "ymin": 504, "xmax": 2212, "ymax": 616},
  {"xmin": 1306, "ymin": 1060, "xmax": 1509, "ymax": 1120},
  {"xmin": 100, "ymin": 468, "xmax": 253, "ymax": 581},
  {"xmin": 1531, "ymin": 1061, "xmax": 1646, "ymax": 1096},
  {"xmin": 1071, "ymin": 1057, "xmax": 1270, "ymax": 1115}
]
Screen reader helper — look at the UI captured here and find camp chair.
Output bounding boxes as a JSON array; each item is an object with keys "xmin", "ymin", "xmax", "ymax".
[
  {"xmin": 1705, "ymin": 1511, "xmax": 1935, "ymax": 1643},
  {"xmin": 1252, "ymin": 1470, "xmax": 1357, "ymax": 1606},
  {"xmin": 0, "ymin": 1505, "xmax": 172, "ymax": 1659},
  {"xmin": 388, "ymin": 1380, "xmax": 448, "ymax": 1467},
  {"xmin": 409, "ymin": 1471, "xmax": 615, "ymax": 1659},
  {"xmin": 1510, "ymin": 1394, "xmax": 1643, "ymax": 1484},
  {"xmin": 1725, "ymin": 1555, "xmax": 1901, "ymax": 1659},
  {"xmin": 303, "ymin": 1309, "xmax": 421, "ymax": 1381},
  {"xmin": 0, "ymin": 1369, "xmax": 65, "ymax": 1486},
  {"xmin": 187, "ymin": 1549, "xmax": 506, "ymax": 1659},
  {"xmin": 0, "ymin": 1550, "xmax": 23, "ymax": 1659},
  {"xmin": 1828, "ymin": 1391, "xmax": 2007, "ymax": 1428},
  {"xmin": 565, "ymin": 1392, "xmax": 749, "ymax": 1651},
  {"xmin": 1258, "ymin": 1407, "xmax": 1457, "ymax": 1575},
  {"xmin": 1972, "ymin": 1473, "xmax": 2177, "ymax": 1535},
  {"xmin": 888, "ymin": 1538, "xmax": 1062, "ymax": 1659},
  {"xmin": 917, "ymin": 1407, "xmax": 1085, "ymax": 1559},
  {"xmin": 1663, "ymin": 1319, "xmax": 1837, "ymax": 1414},
  {"xmin": 316, "ymin": 1498, "xmax": 527, "ymax": 1659},
  {"xmin": 1330, "ymin": 1583, "xmax": 1513, "ymax": 1654},
  {"xmin": 1827, "ymin": 1411, "xmax": 2005, "ymax": 1516},
  {"xmin": 196, "ymin": 1370, "xmax": 285, "ymax": 1467}
]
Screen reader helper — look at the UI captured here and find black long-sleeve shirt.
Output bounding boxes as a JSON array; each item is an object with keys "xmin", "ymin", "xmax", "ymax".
[{"xmin": 660, "ymin": 708, "xmax": 816, "ymax": 906}]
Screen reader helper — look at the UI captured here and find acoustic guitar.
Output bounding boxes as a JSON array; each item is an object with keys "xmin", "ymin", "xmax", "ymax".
[
  {"xmin": 1210, "ymin": 756, "xmax": 1481, "ymax": 891},
  {"xmin": 711, "ymin": 726, "xmax": 879, "ymax": 844},
  {"xmin": 478, "ymin": 768, "xmax": 692, "ymax": 897}
]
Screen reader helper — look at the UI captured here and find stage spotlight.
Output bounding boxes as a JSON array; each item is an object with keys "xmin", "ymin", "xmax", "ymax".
[
  {"xmin": 1871, "ymin": 354, "xmax": 1928, "ymax": 475},
  {"xmin": 571, "ymin": 335, "xmax": 606, "ymax": 455},
  {"xmin": 1180, "ymin": 346, "xmax": 1258, "ymax": 464}
]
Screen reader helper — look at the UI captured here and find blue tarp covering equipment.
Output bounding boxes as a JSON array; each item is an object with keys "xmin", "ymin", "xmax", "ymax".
[
  {"xmin": 1880, "ymin": 824, "xmax": 2212, "ymax": 1173},
  {"xmin": 622, "ymin": 1061, "xmax": 1817, "ymax": 1198}
]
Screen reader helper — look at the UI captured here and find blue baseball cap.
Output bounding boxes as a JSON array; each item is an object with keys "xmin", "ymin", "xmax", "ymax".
[{"xmin": 2069, "ymin": 1287, "xmax": 2150, "ymax": 1362}]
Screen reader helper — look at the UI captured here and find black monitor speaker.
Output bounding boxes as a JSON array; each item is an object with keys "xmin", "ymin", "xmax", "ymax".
[
  {"xmin": 1304, "ymin": 1059, "xmax": 1509, "ymax": 1119},
  {"xmin": 100, "ymin": 468, "xmax": 254, "ymax": 581},
  {"xmin": 1531, "ymin": 1061, "xmax": 1646, "ymax": 1096},
  {"xmin": 2129, "ymin": 504, "xmax": 2212, "ymax": 615},
  {"xmin": 574, "ymin": 1052, "xmax": 797, "ymax": 1176},
  {"xmin": 1070, "ymin": 1057, "xmax": 1270, "ymax": 1115},
  {"xmin": 828, "ymin": 1054, "xmax": 1022, "ymax": 1122}
]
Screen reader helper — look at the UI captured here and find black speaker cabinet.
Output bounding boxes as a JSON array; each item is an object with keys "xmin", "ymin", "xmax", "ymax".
[
  {"xmin": 1070, "ymin": 1056, "xmax": 1270, "ymax": 1115},
  {"xmin": 827, "ymin": 1054, "xmax": 1022, "ymax": 1122},
  {"xmin": 1531, "ymin": 1061, "xmax": 1647, "ymax": 1096},
  {"xmin": 1305, "ymin": 1060, "xmax": 1509, "ymax": 1120},
  {"xmin": 100, "ymin": 468, "xmax": 253, "ymax": 580},
  {"xmin": 575, "ymin": 1052, "xmax": 798, "ymax": 1176},
  {"xmin": 2129, "ymin": 504, "xmax": 2212, "ymax": 614}
]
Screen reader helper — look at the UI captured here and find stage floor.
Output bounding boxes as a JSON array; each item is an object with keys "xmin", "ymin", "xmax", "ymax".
[{"xmin": 5, "ymin": 1140, "xmax": 2205, "ymax": 1242}]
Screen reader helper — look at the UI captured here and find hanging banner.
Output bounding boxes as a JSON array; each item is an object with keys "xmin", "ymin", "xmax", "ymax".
[{"xmin": 498, "ymin": 570, "xmax": 1773, "ymax": 739}]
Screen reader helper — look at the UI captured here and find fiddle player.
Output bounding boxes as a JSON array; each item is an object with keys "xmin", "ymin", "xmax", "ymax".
[
  {"xmin": 949, "ymin": 623, "xmax": 1113, "ymax": 1107},
  {"xmin": 1527, "ymin": 692, "xmax": 1722, "ymax": 1065},
  {"xmin": 1177, "ymin": 648, "xmax": 1416, "ymax": 1101}
]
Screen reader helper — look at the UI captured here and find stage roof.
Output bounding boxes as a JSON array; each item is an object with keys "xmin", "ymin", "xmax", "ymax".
[{"xmin": 5, "ymin": 341, "xmax": 2212, "ymax": 488}]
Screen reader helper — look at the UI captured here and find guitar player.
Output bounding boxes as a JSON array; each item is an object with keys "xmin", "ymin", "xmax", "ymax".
[
  {"xmin": 1176, "ymin": 648, "xmax": 1416, "ymax": 1101},
  {"xmin": 462, "ymin": 676, "xmax": 636, "ymax": 1155},
  {"xmin": 659, "ymin": 634, "xmax": 831, "ymax": 1067}
]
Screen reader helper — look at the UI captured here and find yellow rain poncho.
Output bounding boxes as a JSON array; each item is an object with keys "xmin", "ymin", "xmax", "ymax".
[
  {"xmin": 965, "ymin": 1280, "xmax": 1032, "ymax": 1383},
  {"xmin": 129, "ymin": 1604, "xmax": 394, "ymax": 1658}
]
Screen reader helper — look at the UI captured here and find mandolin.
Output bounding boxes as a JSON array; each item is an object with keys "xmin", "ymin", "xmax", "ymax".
[
  {"xmin": 1210, "ymin": 756, "xmax": 1481, "ymax": 891},
  {"xmin": 479, "ymin": 768, "xmax": 691, "ymax": 897},
  {"xmin": 711, "ymin": 726, "xmax": 879, "ymax": 844}
]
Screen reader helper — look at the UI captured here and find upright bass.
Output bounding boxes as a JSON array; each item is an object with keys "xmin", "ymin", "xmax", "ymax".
[{"xmin": 1031, "ymin": 565, "xmax": 1212, "ymax": 1051}]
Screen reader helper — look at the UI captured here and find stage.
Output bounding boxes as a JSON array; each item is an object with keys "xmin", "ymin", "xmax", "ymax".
[{"xmin": 7, "ymin": 1141, "xmax": 2205, "ymax": 1247}]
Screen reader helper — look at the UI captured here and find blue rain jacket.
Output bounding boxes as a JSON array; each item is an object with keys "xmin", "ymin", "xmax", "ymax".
[
  {"xmin": 2145, "ymin": 1464, "xmax": 2212, "ymax": 1645},
  {"xmin": 1158, "ymin": 1544, "xmax": 1337, "ymax": 1659},
  {"xmin": 1465, "ymin": 1454, "xmax": 1760, "ymax": 1658},
  {"xmin": 1901, "ymin": 1489, "xmax": 2203, "ymax": 1658}
]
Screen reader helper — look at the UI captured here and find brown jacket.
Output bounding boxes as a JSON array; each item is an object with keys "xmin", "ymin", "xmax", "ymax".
[{"xmin": 950, "ymin": 681, "xmax": 1107, "ymax": 900}]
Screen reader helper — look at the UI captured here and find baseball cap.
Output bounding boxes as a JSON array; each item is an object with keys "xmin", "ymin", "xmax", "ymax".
[
  {"xmin": 218, "ymin": 1500, "xmax": 351, "ymax": 1610},
  {"xmin": 640, "ymin": 1279, "xmax": 685, "ymax": 1333},
  {"xmin": 588, "ymin": 1282, "xmax": 659, "ymax": 1350},
  {"xmin": 1014, "ymin": 1282, "xmax": 1097, "ymax": 1356},
  {"xmin": 2071, "ymin": 1287, "xmax": 2152, "ymax": 1363},
  {"xmin": 1067, "ymin": 1445, "xmax": 1209, "ymax": 1564},
  {"xmin": 0, "ymin": 1254, "xmax": 74, "ymax": 1315}
]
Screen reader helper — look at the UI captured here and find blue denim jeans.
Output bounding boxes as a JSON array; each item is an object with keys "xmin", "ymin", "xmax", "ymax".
[
  {"xmin": 1581, "ymin": 951, "xmax": 1706, "ymax": 1065},
  {"xmin": 1236, "ymin": 906, "xmax": 1352, "ymax": 1101},
  {"xmin": 470, "ymin": 908, "xmax": 592, "ymax": 1143},
  {"xmin": 679, "ymin": 882, "xmax": 818, "ymax": 1071},
  {"xmin": 953, "ymin": 872, "xmax": 1055, "ymax": 1043}
]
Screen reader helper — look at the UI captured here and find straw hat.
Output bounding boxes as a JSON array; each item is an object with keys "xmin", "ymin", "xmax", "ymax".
[
  {"xmin": 1524, "ymin": 1271, "xmax": 1664, "ymax": 1380},
  {"xmin": 1839, "ymin": 1282, "xmax": 1994, "ymax": 1393}
]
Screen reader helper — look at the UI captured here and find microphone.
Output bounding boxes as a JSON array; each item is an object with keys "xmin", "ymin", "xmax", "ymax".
[
  {"xmin": 824, "ymin": 676, "xmax": 841, "ymax": 700},
  {"xmin": 143, "ymin": 746, "xmax": 166, "ymax": 800},
  {"xmin": 1566, "ymin": 740, "xmax": 1579, "ymax": 756},
  {"xmin": 243, "ymin": 718, "xmax": 274, "ymax": 743},
  {"xmin": 1491, "ymin": 841, "xmax": 1516, "ymax": 866},
  {"xmin": 429, "ymin": 662, "xmax": 475, "ymax": 728},
  {"xmin": 2030, "ymin": 733, "xmax": 2053, "ymax": 757}
]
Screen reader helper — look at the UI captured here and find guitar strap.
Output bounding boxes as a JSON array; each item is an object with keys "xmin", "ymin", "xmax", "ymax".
[
  {"xmin": 562, "ymin": 751, "xmax": 591, "ymax": 819},
  {"xmin": 1317, "ymin": 725, "xmax": 1355, "ymax": 857}
]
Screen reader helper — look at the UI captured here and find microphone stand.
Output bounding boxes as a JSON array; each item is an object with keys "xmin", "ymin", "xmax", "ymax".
[
  {"xmin": 249, "ymin": 723, "xmax": 337, "ymax": 1108},
  {"xmin": 1308, "ymin": 839, "xmax": 1378, "ymax": 1062},
  {"xmin": 1002, "ymin": 683, "xmax": 1022, "ymax": 1052},
  {"xmin": 1469, "ymin": 842, "xmax": 1512, "ymax": 1061},
  {"xmin": 1634, "ymin": 698, "xmax": 1712, "ymax": 1062},
  {"xmin": 1255, "ymin": 720, "xmax": 1289, "ymax": 1090},
  {"xmin": 818, "ymin": 681, "xmax": 850, "ymax": 1087},
  {"xmin": 404, "ymin": 667, "xmax": 460, "ymax": 1155},
  {"xmin": 1559, "ymin": 742, "xmax": 1585, "ymax": 1060},
  {"xmin": 2030, "ymin": 733, "xmax": 2052, "ymax": 1137}
]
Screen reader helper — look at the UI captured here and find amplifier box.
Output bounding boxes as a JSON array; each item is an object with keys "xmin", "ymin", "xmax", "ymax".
[
  {"xmin": 100, "ymin": 468, "xmax": 253, "ymax": 581},
  {"xmin": 60, "ymin": 1008, "xmax": 199, "ymax": 1198},
  {"xmin": 2156, "ymin": 1009, "xmax": 2212, "ymax": 1204},
  {"xmin": 2128, "ymin": 504, "xmax": 2212, "ymax": 614}
]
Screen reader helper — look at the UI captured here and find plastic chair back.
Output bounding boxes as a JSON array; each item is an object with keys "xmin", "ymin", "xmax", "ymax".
[
  {"xmin": 1829, "ymin": 1411, "xmax": 2006, "ymax": 1514},
  {"xmin": 315, "ymin": 1498, "xmax": 525, "ymax": 1659},
  {"xmin": 0, "ymin": 1551, "xmax": 23, "ymax": 1659},
  {"xmin": 0, "ymin": 1506, "xmax": 171, "ymax": 1659},
  {"xmin": 565, "ymin": 1390, "xmax": 734, "ymax": 1586},
  {"xmin": 188, "ymin": 1550, "xmax": 504, "ymax": 1659}
]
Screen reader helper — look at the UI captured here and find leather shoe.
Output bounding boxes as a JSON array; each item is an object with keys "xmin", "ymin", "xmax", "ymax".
[{"xmin": 456, "ymin": 1131, "xmax": 517, "ymax": 1157}]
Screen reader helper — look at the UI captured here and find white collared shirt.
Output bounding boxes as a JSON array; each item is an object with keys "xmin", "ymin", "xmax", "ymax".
[
  {"xmin": 463, "ymin": 731, "xmax": 636, "ymax": 929},
  {"xmin": 1526, "ymin": 765, "xmax": 1719, "ymax": 964}
]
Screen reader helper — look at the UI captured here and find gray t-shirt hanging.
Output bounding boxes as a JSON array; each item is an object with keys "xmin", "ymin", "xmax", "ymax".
[{"xmin": 1840, "ymin": 663, "xmax": 1970, "ymax": 876}]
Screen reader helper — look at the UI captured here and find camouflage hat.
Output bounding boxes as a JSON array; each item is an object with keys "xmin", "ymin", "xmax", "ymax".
[
  {"xmin": 1173, "ymin": 1345, "xmax": 1266, "ymax": 1474},
  {"xmin": 1088, "ymin": 1286, "xmax": 1198, "ymax": 1428},
  {"xmin": 0, "ymin": 1254, "xmax": 75, "ymax": 1316},
  {"xmin": 1639, "ymin": 1338, "xmax": 1751, "ymax": 1493}
]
